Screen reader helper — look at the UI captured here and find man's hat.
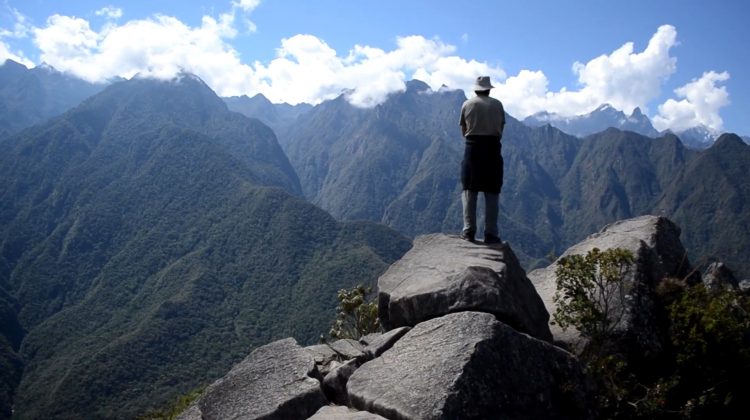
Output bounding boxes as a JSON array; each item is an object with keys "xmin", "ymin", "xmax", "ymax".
[{"xmin": 473, "ymin": 76, "xmax": 494, "ymax": 91}]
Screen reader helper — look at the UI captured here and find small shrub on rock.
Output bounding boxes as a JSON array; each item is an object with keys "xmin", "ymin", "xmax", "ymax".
[
  {"xmin": 554, "ymin": 250, "xmax": 750, "ymax": 419},
  {"xmin": 328, "ymin": 285, "xmax": 380, "ymax": 340},
  {"xmin": 552, "ymin": 247, "xmax": 634, "ymax": 346}
]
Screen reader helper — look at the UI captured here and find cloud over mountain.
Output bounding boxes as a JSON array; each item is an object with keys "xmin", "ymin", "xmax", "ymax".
[
  {"xmin": 494, "ymin": 25, "xmax": 677, "ymax": 120},
  {"xmin": 0, "ymin": 2, "xmax": 734, "ymax": 133},
  {"xmin": 653, "ymin": 71, "xmax": 731, "ymax": 132},
  {"xmin": 0, "ymin": 5, "xmax": 33, "ymax": 66},
  {"xmin": 252, "ymin": 34, "xmax": 505, "ymax": 107}
]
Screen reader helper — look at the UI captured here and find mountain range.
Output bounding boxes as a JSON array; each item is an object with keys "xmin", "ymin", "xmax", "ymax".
[
  {"xmin": 230, "ymin": 83, "xmax": 750, "ymax": 280},
  {"xmin": 523, "ymin": 104, "xmax": 660, "ymax": 138},
  {"xmin": 1, "ymin": 60, "xmax": 749, "ymax": 418},
  {"xmin": 224, "ymin": 93, "xmax": 312, "ymax": 137},
  {"xmin": 0, "ymin": 73, "xmax": 409, "ymax": 418},
  {"xmin": 522, "ymin": 103, "xmax": 740, "ymax": 150}
]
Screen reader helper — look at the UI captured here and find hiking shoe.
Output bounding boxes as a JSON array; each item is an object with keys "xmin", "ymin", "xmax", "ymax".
[
  {"xmin": 484, "ymin": 234, "xmax": 502, "ymax": 244},
  {"xmin": 460, "ymin": 231, "xmax": 475, "ymax": 242}
]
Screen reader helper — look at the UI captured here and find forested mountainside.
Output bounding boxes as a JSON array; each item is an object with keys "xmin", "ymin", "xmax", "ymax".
[
  {"xmin": 0, "ymin": 59, "xmax": 106, "ymax": 140},
  {"xmin": 0, "ymin": 75, "xmax": 409, "ymax": 418},
  {"xmin": 1, "ymin": 67, "xmax": 747, "ymax": 418},
  {"xmin": 235, "ymin": 83, "xmax": 749, "ymax": 277}
]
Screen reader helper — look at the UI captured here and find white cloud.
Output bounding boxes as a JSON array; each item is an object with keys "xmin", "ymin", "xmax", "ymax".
[
  {"xmin": 28, "ymin": 3, "xmax": 266, "ymax": 86},
  {"xmin": 32, "ymin": 12, "xmax": 254, "ymax": 89},
  {"xmin": 231, "ymin": 0, "xmax": 260, "ymax": 32},
  {"xmin": 14, "ymin": 8, "xmax": 730, "ymax": 133},
  {"xmin": 29, "ymin": 8, "xmax": 506, "ymax": 108},
  {"xmin": 0, "ymin": 39, "xmax": 33, "ymax": 66},
  {"xmin": 232, "ymin": 0, "xmax": 261, "ymax": 12},
  {"xmin": 33, "ymin": 15, "xmax": 98, "ymax": 72},
  {"xmin": 492, "ymin": 24, "xmax": 678, "ymax": 119},
  {"xmin": 653, "ymin": 71, "xmax": 730, "ymax": 132},
  {"xmin": 252, "ymin": 34, "xmax": 506, "ymax": 107},
  {"xmin": 0, "ymin": 5, "xmax": 32, "ymax": 40},
  {"xmin": 95, "ymin": 6, "xmax": 123, "ymax": 20}
]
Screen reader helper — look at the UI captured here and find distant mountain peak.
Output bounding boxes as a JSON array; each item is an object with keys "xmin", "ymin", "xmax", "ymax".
[
  {"xmin": 669, "ymin": 124, "xmax": 719, "ymax": 149},
  {"xmin": 172, "ymin": 71, "xmax": 210, "ymax": 88},
  {"xmin": 712, "ymin": 132, "xmax": 746, "ymax": 148},
  {"xmin": 127, "ymin": 71, "xmax": 209, "ymax": 90},
  {"xmin": 36, "ymin": 62, "xmax": 56, "ymax": 72},
  {"xmin": 523, "ymin": 103, "xmax": 658, "ymax": 138},
  {"xmin": 406, "ymin": 79, "xmax": 431, "ymax": 93},
  {"xmin": 1, "ymin": 58, "xmax": 28, "ymax": 70},
  {"xmin": 594, "ymin": 103, "xmax": 616, "ymax": 113},
  {"xmin": 250, "ymin": 92, "xmax": 272, "ymax": 103}
]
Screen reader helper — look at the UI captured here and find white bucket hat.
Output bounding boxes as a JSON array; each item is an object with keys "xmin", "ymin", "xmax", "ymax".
[{"xmin": 473, "ymin": 76, "xmax": 494, "ymax": 91}]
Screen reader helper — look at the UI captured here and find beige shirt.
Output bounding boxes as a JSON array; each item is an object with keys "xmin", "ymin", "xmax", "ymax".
[{"xmin": 459, "ymin": 95, "xmax": 505, "ymax": 137}]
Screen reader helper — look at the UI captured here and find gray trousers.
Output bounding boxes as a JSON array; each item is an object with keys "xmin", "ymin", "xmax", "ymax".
[{"xmin": 462, "ymin": 190, "xmax": 499, "ymax": 237}]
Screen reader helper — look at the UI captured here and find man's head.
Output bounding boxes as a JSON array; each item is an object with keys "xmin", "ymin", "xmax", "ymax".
[{"xmin": 473, "ymin": 76, "xmax": 494, "ymax": 96}]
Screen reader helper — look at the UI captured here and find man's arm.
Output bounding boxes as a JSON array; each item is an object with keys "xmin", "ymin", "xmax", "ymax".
[
  {"xmin": 459, "ymin": 103, "xmax": 467, "ymax": 137},
  {"xmin": 499, "ymin": 103, "xmax": 506, "ymax": 137}
]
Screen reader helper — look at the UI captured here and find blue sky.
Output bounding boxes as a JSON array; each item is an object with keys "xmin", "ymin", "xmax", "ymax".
[{"xmin": 1, "ymin": 0, "xmax": 748, "ymax": 134}]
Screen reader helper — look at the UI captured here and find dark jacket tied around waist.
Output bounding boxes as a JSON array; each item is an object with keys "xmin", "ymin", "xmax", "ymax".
[{"xmin": 461, "ymin": 135, "xmax": 503, "ymax": 193}]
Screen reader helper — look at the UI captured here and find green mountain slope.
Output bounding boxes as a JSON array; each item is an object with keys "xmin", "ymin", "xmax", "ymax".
[
  {"xmin": 559, "ymin": 129, "xmax": 695, "ymax": 243},
  {"xmin": 655, "ymin": 133, "xmax": 750, "ymax": 276},
  {"xmin": 0, "ymin": 289, "xmax": 22, "ymax": 419},
  {"xmin": 274, "ymin": 83, "xmax": 580, "ymax": 267},
  {"xmin": 284, "ymin": 80, "xmax": 466, "ymax": 222},
  {"xmin": 258, "ymin": 85, "xmax": 748, "ymax": 275},
  {"xmin": 0, "ymin": 60, "xmax": 106, "ymax": 139},
  {"xmin": 0, "ymin": 75, "xmax": 409, "ymax": 418}
]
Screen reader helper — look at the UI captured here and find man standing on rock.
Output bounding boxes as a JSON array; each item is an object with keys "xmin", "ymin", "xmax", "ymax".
[{"xmin": 458, "ymin": 76, "xmax": 505, "ymax": 244}]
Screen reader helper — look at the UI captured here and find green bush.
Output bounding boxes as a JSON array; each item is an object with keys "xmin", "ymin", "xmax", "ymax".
[
  {"xmin": 328, "ymin": 285, "xmax": 380, "ymax": 340},
  {"xmin": 658, "ymin": 283, "xmax": 750, "ymax": 417},
  {"xmin": 138, "ymin": 387, "xmax": 203, "ymax": 420},
  {"xmin": 554, "ymin": 248, "xmax": 750, "ymax": 419},
  {"xmin": 552, "ymin": 247, "xmax": 634, "ymax": 345}
]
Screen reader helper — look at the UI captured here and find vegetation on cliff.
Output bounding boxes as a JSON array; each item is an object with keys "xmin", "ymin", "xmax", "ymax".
[{"xmin": 554, "ymin": 249, "xmax": 750, "ymax": 418}]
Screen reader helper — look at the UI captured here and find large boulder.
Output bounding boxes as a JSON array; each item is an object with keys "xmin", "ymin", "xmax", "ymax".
[
  {"xmin": 195, "ymin": 338, "xmax": 326, "ymax": 419},
  {"xmin": 328, "ymin": 338, "xmax": 366, "ymax": 360},
  {"xmin": 323, "ymin": 359, "xmax": 361, "ymax": 405},
  {"xmin": 362, "ymin": 326, "xmax": 410, "ymax": 359},
  {"xmin": 528, "ymin": 215, "xmax": 694, "ymax": 358},
  {"xmin": 347, "ymin": 311, "xmax": 591, "ymax": 420},
  {"xmin": 305, "ymin": 343, "xmax": 340, "ymax": 377},
  {"xmin": 703, "ymin": 261, "xmax": 739, "ymax": 292},
  {"xmin": 378, "ymin": 234, "xmax": 552, "ymax": 342},
  {"xmin": 740, "ymin": 279, "xmax": 750, "ymax": 295}
]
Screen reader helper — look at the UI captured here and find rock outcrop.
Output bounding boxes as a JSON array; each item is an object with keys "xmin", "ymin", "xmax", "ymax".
[
  {"xmin": 323, "ymin": 359, "xmax": 362, "ymax": 405},
  {"xmin": 361, "ymin": 327, "xmax": 409, "ymax": 359},
  {"xmin": 703, "ymin": 261, "xmax": 739, "ymax": 292},
  {"xmin": 179, "ymin": 338, "xmax": 326, "ymax": 420},
  {"xmin": 348, "ymin": 311, "xmax": 590, "ymax": 420},
  {"xmin": 528, "ymin": 215, "xmax": 695, "ymax": 359},
  {"xmin": 378, "ymin": 234, "xmax": 553, "ymax": 341},
  {"xmin": 178, "ymin": 234, "xmax": 588, "ymax": 419},
  {"xmin": 740, "ymin": 280, "xmax": 750, "ymax": 295},
  {"xmin": 173, "ymin": 216, "xmax": 746, "ymax": 419}
]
